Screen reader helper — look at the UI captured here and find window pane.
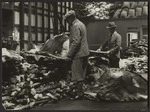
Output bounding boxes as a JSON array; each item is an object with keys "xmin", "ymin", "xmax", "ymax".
[
  {"xmin": 66, "ymin": 2, "xmax": 69, "ymax": 7},
  {"xmin": 24, "ymin": 2, "xmax": 28, "ymax": 5},
  {"xmin": 58, "ymin": 2, "xmax": 61, "ymax": 5},
  {"xmin": 44, "ymin": 33, "xmax": 48, "ymax": 41},
  {"xmin": 31, "ymin": 14, "xmax": 35, "ymax": 26},
  {"xmin": 14, "ymin": 11, "xmax": 20, "ymax": 24},
  {"xmin": 38, "ymin": 33, "xmax": 42, "ymax": 41},
  {"xmin": 31, "ymin": 2, "xmax": 35, "ymax": 6},
  {"xmin": 44, "ymin": 3, "xmax": 48, "ymax": 9},
  {"xmin": 50, "ymin": 17, "xmax": 54, "ymax": 29},
  {"xmin": 24, "ymin": 43, "xmax": 28, "ymax": 51},
  {"xmin": 14, "ymin": 2, "xmax": 20, "ymax": 6},
  {"xmin": 50, "ymin": 34, "xmax": 54, "ymax": 38},
  {"xmin": 44, "ymin": 10, "xmax": 48, "ymax": 15},
  {"xmin": 37, "ymin": 2, "xmax": 42, "ymax": 8},
  {"xmin": 50, "ymin": 12, "xmax": 54, "ymax": 16},
  {"xmin": 24, "ymin": 13, "xmax": 28, "ymax": 25},
  {"xmin": 62, "ymin": 7, "xmax": 65, "ymax": 13},
  {"xmin": 37, "ymin": 9, "xmax": 42, "ymax": 14},
  {"xmin": 62, "ymin": 2, "xmax": 65, "ymax": 6},
  {"xmin": 38, "ymin": 15, "xmax": 42, "ymax": 27},
  {"xmin": 58, "ymin": 22, "xmax": 60, "ymax": 30},
  {"xmin": 32, "ymin": 33, "xmax": 36, "ymax": 41},
  {"xmin": 58, "ymin": 6, "xmax": 61, "ymax": 12},
  {"xmin": 70, "ymin": 2, "xmax": 73, "ymax": 8},
  {"xmin": 44, "ymin": 16, "xmax": 48, "ymax": 28},
  {"xmin": 24, "ymin": 32, "xmax": 28, "ymax": 40},
  {"xmin": 66, "ymin": 8, "xmax": 69, "ymax": 13}
]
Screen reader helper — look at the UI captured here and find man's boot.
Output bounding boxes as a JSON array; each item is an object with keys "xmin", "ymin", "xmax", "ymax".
[{"xmin": 75, "ymin": 81, "xmax": 84, "ymax": 100}]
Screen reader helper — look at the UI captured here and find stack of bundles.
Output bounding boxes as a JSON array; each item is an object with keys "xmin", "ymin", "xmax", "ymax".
[
  {"xmin": 84, "ymin": 65, "xmax": 147, "ymax": 102},
  {"xmin": 73, "ymin": 2, "xmax": 90, "ymax": 19},
  {"xmin": 74, "ymin": 2, "xmax": 119, "ymax": 20},
  {"xmin": 121, "ymin": 39, "xmax": 148, "ymax": 59},
  {"xmin": 2, "ymin": 49, "xmax": 76, "ymax": 110},
  {"xmin": 2, "ymin": 48, "xmax": 70, "ymax": 110},
  {"xmin": 130, "ymin": 2, "xmax": 138, "ymax": 9},
  {"xmin": 85, "ymin": 2, "xmax": 112, "ymax": 20},
  {"xmin": 74, "ymin": 1, "xmax": 148, "ymax": 19},
  {"xmin": 136, "ymin": 7, "xmax": 142, "ymax": 17},
  {"xmin": 2, "ymin": 33, "xmax": 72, "ymax": 110},
  {"xmin": 120, "ymin": 39, "xmax": 148, "ymax": 74},
  {"xmin": 119, "ymin": 55, "xmax": 148, "ymax": 74},
  {"xmin": 120, "ymin": 8, "xmax": 128, "ymax": 18},
  {"xmin": 109, "ymin": 2, "xmax": 123, "ymax": 18},
  {"xmin": 113, "ymin": 1, "xmax": 148, "ymax": 18},
  {"xmin": 142, "ymin": 5, "xmax": 148, "ymax": 17},
  {"xmin": 113, "ymin": 9, "xmax": 122, "ymax": 18},
  {"xmin": 128, "ymin": 8, "xmax": 136, "ymax": 18}
]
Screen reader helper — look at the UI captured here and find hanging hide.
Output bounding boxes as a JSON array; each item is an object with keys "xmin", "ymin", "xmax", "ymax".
[{"xmin": 40, "ymin": 33, "xmax": 69, "ymax": 56}]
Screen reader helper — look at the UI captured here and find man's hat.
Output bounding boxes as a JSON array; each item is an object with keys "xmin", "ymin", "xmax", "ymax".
[
  {"xmin": 64, "ymin": 10, "xmax": 76, "ymax": 20},
  {"xmin": 106, "ymin": 22, "xmax": 117, "ymax": 28}
]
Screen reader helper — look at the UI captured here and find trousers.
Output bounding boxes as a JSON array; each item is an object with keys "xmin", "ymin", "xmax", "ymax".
[{"xmin": 71, "ymin": 56, "xmax": 88, "ymax": 82}]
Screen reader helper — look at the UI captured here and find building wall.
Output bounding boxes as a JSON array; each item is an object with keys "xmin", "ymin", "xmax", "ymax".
[{"xmin": 83, "ymin": 18, "xmax": 148, "ymax": 50}]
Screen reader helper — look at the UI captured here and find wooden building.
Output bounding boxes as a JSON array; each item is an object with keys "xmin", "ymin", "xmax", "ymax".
[{"xmin": 2, "ymin": 2, "xmax": 73, "ymax": 50}]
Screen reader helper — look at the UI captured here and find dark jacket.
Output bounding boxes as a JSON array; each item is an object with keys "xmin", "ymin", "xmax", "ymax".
[
  {"xmin": 101, "ymin": 31, "xmax": 121, "ymax": 59},
  {"xmin": 67, "ymin": 19, "xmax": 89, "ymax": 59}
]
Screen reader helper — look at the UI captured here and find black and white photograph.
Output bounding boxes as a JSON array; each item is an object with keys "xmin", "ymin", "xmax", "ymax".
[{"xmin": 1, "ymin": 1, "xmax": 149, "ymax": 111}]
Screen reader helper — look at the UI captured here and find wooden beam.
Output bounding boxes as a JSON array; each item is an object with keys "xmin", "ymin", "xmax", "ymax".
[
  {"xmin": 60, "ymin": 2, "xmax": 63, "ymax": 32},
  {"xmin": 53, "ymin": 2, "xmax": 58, "ymax": 35},
  {"xmin": 35, "ymin": 2, "xmax": 38, "ymax": 44},
  {"xmin": 42, "ymin": 2, "xmax": 44, "ymax": 42},
  {"xmin": 64, "ymin": 2, "xmax": 66, "ymax": 30},
  {"xmin": 28, "ymin": 2, "xmax": 31, "ymax": 42},
  {"xmin": 12, "ymin": 2, "xmax": 15, "ymax": 31},
  {"xmin": 48, "ymin": 3, "xmax": 50, "ymax": 38},
  {"xmin": 19, "ymin": 2, "xmax": 24, "ymax": 50}
]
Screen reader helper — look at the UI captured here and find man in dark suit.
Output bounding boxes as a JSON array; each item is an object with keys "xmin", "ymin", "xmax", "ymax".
[
  {"xmin": 97, "ymin": 22, "xmax": 121, "ymax": 68},
  {"xmin": 62, "ymin": 10, "xmax": 89, "ymax": 99}
]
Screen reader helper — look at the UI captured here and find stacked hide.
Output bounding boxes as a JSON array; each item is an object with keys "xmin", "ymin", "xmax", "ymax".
[
  {"xmin": 84, "ymin": 64, "xmax": 147, "ymax": 102},
  {"xmin": 120, "ymin": 39, "xmax": 148, "ymax": 74},
  {"xmin": 2, "ymin": 33, "xmax": 148, "ymax": 110},
  {"xmin": 2, "ymin": 34, "xmax": 71, "ymax": 110},
  {"xmin": 74, "ymin": 1, "xmax": 148, "ymax": 19}
]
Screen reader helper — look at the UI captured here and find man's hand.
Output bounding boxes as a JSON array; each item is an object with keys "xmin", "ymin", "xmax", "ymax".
[
  {"xmin": 105, "ymin": 50, "xmax": 111, "ymax": 57},
  {"xmin": 105, "ymin": 50, "xmax": 110, "ymax": 54},
  {"xmin": 61, "ymin": 56, "xmax": 71, "ymax": 61}
]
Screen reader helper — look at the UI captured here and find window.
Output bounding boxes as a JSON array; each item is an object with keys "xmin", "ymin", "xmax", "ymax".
[
  {"xmin": 142, "ymin": 27, "xmax": 148, "ymax": 40},
  {"xmin": 127, "ymin": 32, "xmax": 138, "ymax": 47},
  {"xmin": 11, "ymin": 2, "xmax": 73, "ymax": 50}
]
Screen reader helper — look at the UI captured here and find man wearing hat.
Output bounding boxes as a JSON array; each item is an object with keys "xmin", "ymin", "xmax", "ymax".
[
  {"xmin": 62, "ymin": 10, "xmax": 89, "ymax": 99},
  {"xmin": 97, "ymin": 22, "xmax": 121, "ymax": 68}
]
